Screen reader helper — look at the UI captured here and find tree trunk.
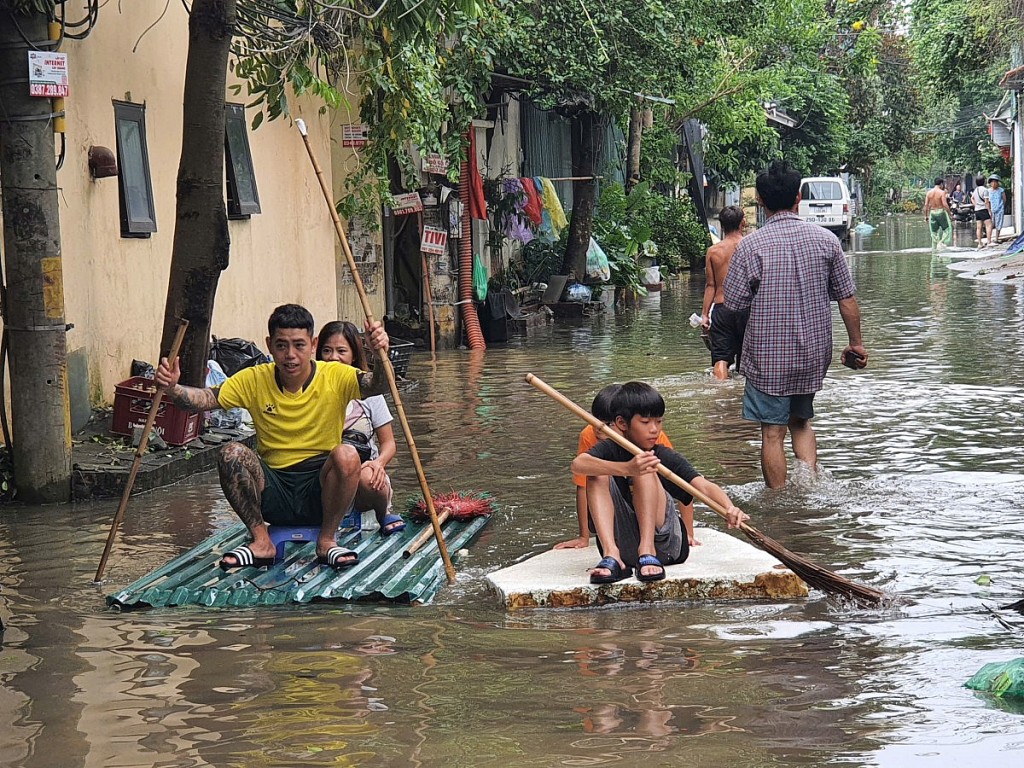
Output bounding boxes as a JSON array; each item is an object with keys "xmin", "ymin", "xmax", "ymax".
[
  {"xmin": 160, "ymin": 0, "xmax": 236, "ymax": 386},
  {"xmin": 0, "ymin": 12, "xmax": 71, "ymax": 502},
  {"xmin": 625, "ymin": 107, "xmax": 642, "ymax": 193},
  {"xmin": 561, "ymin": 110, "xmax": 603, "ymax": 278}
]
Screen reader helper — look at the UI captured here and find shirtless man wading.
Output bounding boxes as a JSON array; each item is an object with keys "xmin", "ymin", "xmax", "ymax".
[
  {"xmin": 701, "ymin": 206, "xmax": 747, "ymax": 380},
  {"xmin": 923, "ymin": 177, "xmax": 953, "ymax": 250}
]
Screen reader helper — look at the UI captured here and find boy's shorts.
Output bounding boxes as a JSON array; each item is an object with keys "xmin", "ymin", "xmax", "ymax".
[
  {"xmin": 709, "ymin": 303, "xmax": 749, "ymax": 367},
  {"xmin": 742, "ymin": 381, "xmax": 815, "ymax": 425},
  {"xmin": 260, "ymin": 455, "xmax": 328, "ymax": 526},
  {"xmin": 590, "ymin": 478, "xmax": 687, "ymax": 568}
]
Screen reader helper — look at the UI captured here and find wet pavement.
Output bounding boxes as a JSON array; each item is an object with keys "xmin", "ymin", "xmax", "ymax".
[{"xmin": 2, "ymin": 216, "xmax": 1024, "ymax": 767}]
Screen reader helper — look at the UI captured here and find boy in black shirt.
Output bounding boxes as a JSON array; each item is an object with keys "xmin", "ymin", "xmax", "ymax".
[{"xmin": 571, "ymin": 382, "xmax": 749, "ymax": 584}]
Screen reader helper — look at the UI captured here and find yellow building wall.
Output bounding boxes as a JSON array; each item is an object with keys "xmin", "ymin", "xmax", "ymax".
[
  {"xmin": 25, "ymin": 5, "xmax": 341, "ymax": 410},
  {"xmin": 328, "ymin": 101, "xmax": 386, "ymax": 327}
]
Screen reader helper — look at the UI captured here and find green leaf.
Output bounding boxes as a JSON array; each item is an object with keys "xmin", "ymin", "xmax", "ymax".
[
  {"xmin": 975, "ymin": 574, "xmax": 992, "ymax": 586},
  {"xmin": 251, "ymin": 111, "xmax": 264, "ymax": 131}
]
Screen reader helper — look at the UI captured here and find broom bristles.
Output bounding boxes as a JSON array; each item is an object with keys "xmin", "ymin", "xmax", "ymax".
[
  {"xmin": 406, "ymin": 490, "xmax": 495, "ymax": 523},
  {"xmin": 741, "ymin": 525, "xmax": 886, "ymax": 605}
]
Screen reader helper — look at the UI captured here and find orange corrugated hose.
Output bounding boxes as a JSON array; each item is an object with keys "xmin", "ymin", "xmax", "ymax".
[{"xmin": 459, "ymin": 156, "xmax": 486, "ymax": 350}]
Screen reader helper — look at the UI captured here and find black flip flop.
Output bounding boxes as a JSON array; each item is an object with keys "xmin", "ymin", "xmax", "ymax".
[
  {"xmin": 219, "ymin": 545, "xmax": 274, "ymax": 570},
  {"xmin": 318, "ymin": 546, "xmax": 359, "ymax": 569},
  {"xmin": 590, "ymin": 556, "xmax": 632, "ymax": 584}
]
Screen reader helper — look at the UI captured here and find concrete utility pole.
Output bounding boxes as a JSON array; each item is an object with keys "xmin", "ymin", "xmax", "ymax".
[{"xmin": 0, "ymin": 10, "xmax": 72, "ymax": 502}]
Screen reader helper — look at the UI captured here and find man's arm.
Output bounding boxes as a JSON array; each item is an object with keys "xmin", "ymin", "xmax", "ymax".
[
  {"xmin": 837, "ymin": 296, "xmax": 868, "ymax": 365},
  {"xmin": 358, "ymin": 320, "xmax": 391, "ymax": 397},
  {"xmin": 155, "ymin": 356, "xmax": 220, "ymax": 412}
]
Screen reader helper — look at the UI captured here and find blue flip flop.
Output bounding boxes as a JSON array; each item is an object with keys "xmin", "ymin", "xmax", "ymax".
[
  {"xmin": 379, "ymin": 513, "xmax": 407, "ymax": 536},
  {"xmin": 636, "ymin": 554, "xmax": 666, "ymax": 583},
  {"xmin": 590, "ymin": 556, "xmax": 632, "ymax": 584}
]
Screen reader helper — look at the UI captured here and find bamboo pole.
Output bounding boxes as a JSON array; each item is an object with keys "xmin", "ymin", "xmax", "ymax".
[
  {"xmin": 295, "ymin": 119, "xmax": 455, "ymax": 584},
  {"xmin": 95, "ymin": 321, "xmax": 189, "ymax": 583}
]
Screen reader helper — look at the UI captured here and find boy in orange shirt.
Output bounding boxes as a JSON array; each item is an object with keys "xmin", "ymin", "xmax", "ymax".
[{"xmin": 554, "ymin": 384, "xmax": 700, "ymax": 550}]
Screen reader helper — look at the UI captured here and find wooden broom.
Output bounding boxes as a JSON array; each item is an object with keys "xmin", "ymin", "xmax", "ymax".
[{"xmin": 526, "ymin": 373, "xmax": 887, "ymax": 606}]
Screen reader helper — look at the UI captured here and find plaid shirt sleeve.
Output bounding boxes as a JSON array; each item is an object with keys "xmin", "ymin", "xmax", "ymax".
[
  {"xmin": 827, "ymin": 239, "xmax": 856, "ymax": 301},
  {"xmin": 723, "ymin": 240, "xmax": 756, "ymax": 311}
]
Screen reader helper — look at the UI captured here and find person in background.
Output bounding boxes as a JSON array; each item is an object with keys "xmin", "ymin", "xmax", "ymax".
[
  {"xmin": 723, "ymin": 161, "xmax": 867, "ymax": 489},
  {"xmin": 988, "ymin": 174, "xmax": 1006, "ymax": 245},
  {"xmin": 972, "ymin": 175, "xmax": 993, "ymax": 248},
  {"xmin": 316, "ymin": 320, "xmax": 404, "ymax": 536},
  {"xmin": 701, "ymin": 205, "xmax": 748, "ymax": 380},
  {"xmin": 923, "ymin": 177, "xmax": 953, "ymax": 250},
  {"xmin": 949, "ymin": 182, "xmax": 965, "ymax": 207}
]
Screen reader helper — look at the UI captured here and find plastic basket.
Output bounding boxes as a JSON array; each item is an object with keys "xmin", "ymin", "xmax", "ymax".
[
  {"xmin": 111, "ymin": 376, "xmax": 201, "ymax": 446},
  {"xmin": 365, "ymin": 338, "xmax": 415, "ymax": 378}
]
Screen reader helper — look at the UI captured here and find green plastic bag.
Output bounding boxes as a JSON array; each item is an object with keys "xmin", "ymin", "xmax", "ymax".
[
  {"xmin": 965, "ymin": 658, "xmax": 1024, "ymax": 698},
  {"xmin": 473, "ymin": 254, "xmax": 488, "ymax": 301}
]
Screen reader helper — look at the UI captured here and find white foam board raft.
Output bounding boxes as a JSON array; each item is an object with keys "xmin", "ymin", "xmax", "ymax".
[{"xmin": 487, "ymin": 529, "xmax": 809, "ymax": 609}]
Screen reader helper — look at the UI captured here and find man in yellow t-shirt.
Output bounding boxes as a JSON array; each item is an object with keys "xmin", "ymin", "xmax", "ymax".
[{"xmin": 155, "ymin": 304, "xmax": 390, "ymax": 571}]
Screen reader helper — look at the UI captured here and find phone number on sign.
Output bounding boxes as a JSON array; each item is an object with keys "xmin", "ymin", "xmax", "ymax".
[{"xmin": 30, "ymin": 84, "xmax": 68, "ymax": 97}]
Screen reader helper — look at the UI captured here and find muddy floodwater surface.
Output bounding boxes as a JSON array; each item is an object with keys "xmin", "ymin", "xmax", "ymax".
[{"xmin": 2, "ymin": 218, "xmax": 1024, "ymax": 767}]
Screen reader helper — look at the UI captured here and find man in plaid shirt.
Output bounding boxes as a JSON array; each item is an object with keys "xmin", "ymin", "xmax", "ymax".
[{"xmin": 723, "ymin": 162, "xmax": 868, "ymax": 488}]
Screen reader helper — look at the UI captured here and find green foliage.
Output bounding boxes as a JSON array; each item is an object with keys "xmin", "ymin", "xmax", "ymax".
[
  {"xmin": 519, "ymin": 236, "xmax": 568, "ymax": 286},
  {"xmin": 232, "ymin": 0, "xmax": 505, "ymax": 218},
  {"xmin": 498, "ymin": 0, "xmax": 701, "ymax": 117},
  {"xmin": 910, "ymin": 0, "xmax": 1016, "ymax": 174},
  {"xmin": 592, "ymin": 182, "xmax": 709, "ymax": 278},
  {"xmin": 649, "ymin": 195, "xmax": 710, "ymax": 273},
  {"xmin": 592, "ymin": 183, "xmax": 652, "ymax": 295}
]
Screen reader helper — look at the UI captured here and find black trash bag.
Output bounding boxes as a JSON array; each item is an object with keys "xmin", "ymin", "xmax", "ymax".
[
  {"xmin": 209, "ymin": 337, "xmax": 270, "ymax": 377},
  {"xmin": 131, "ymin": 359, "xmax": 155, "ymax": 378}
]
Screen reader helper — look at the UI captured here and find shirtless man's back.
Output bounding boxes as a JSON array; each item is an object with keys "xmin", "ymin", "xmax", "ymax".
[
  {"xmin": 701, "ymin": 206, "xmax": 747, "ymax": 380},
  {"xmin": 923, "ymin": 178, "xmax": 952, "ymax": 249}
]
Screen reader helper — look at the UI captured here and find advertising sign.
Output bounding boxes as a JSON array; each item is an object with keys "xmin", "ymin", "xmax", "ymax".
[
  {"xmin": 420, "ymin": 226, "xmax": 448, "ymax": 255},
  {"xmin": 421, "ymin": 152, "xmax": 450, "ymax": 174},
  {"xmin": 28, "ymin": 51, "xmax": 68, "ymax": 97},
  {"xmin": 392, "ymin": 192, "xmax": 424, "ymax": 216},
  {"xmin": 341, "ymin": 124, "xmax": 369, "ymax": 147}
]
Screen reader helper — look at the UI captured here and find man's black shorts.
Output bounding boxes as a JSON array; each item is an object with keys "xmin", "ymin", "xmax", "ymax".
[
  {"xmin": 709, "ymin": 303, "xmax": 749, "ymax": 367},
  {"xmin": 260, "ymin": 455, "xmax": 328, "ymax": 525},
  {"xmin": 976, "ymin": 209, "xmax": 991, "ymax": 222}
]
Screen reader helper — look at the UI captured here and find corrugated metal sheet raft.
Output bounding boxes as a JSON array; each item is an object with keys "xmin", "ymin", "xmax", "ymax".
[{"xmin": 106, "ymin": 517, "xmax": 489, "ymax": 610}]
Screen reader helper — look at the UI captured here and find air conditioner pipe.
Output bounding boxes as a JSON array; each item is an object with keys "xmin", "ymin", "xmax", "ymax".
[{"xmin": 458, "ymin": 156, "xmax": 485, "ymax": 350}]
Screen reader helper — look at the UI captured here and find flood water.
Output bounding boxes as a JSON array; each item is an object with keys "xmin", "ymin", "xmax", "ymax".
[{"xmin": 3, "ymin": 217, "xmax": 1024, "ymax": 767}]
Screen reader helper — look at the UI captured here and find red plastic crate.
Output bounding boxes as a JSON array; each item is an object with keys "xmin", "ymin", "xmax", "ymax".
[{"xmin": 111, "ymin": 376, "xmax": 201, "ymax": 446}]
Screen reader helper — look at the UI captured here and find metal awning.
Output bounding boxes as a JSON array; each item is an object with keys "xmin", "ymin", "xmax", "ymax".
[
  {"xmin": 107, "ymin": 517, "xmax": 490, "ymax": 610},
  {"xmin": 1000, "ymin": 65, "xmax": 1024, "ymax": 90}
]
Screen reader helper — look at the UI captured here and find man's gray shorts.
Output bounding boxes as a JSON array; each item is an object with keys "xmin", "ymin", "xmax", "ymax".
[{"xmin": 603, "ymin": 478, "xmax": 685, "ymax": 568}]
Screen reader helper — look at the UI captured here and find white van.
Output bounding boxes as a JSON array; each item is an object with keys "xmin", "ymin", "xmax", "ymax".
[{"xmin": 798, "ymin": 176, "xmax": 854, "ymax": 240}]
